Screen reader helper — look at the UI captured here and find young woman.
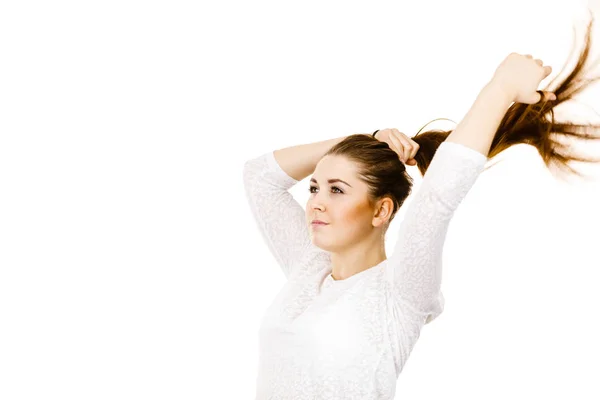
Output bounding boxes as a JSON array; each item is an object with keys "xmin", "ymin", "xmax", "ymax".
[{"xmin": 242, "ymin": 18, "xmax": 600, "ymax": 400}]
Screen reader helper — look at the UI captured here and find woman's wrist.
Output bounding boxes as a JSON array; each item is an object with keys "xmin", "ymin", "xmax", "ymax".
[{"xmin": 484, "ymin": 79, "xmax": 515, "ymax": 105}]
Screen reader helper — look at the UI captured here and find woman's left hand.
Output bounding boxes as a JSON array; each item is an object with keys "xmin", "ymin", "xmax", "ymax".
[{"xmin": 374, "ymin": 128, "xmax": 419, "ymax": 166}]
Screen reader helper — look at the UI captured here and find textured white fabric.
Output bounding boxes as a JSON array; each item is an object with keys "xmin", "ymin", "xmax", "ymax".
[{"xmin": 242, "ymin": 141, "xmax": 488, "ymax": 399}]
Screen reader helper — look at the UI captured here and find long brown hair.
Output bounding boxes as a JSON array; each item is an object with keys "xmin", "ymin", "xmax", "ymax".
[{"xmin": 325, "ymin": 14, "xmax": 600, "ymax": 228}]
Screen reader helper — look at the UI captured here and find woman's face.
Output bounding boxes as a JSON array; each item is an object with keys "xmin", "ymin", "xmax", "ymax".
[{"xmin": 306, "ymin": 155, "xmax": 376, "ymax": 252}]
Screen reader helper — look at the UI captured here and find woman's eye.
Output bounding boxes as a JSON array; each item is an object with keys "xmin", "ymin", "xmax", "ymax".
[{"xmin": 308, "ymin": 186, "xmax": 343, "ymax": 194}]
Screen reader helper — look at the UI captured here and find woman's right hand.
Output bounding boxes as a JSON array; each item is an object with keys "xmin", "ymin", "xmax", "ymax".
[
  {"xmin": 490, "ymin": 52, "xmax": 557, "ymax": 104},
  {"xmin": 374, "ymin": 128, "xmax": 419, "ymax": 166}
]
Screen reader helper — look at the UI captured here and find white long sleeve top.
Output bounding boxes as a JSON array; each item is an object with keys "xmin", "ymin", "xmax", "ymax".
[{"xmin": 242, "ymin": 140, "xmax": 488, "ymax": 400}]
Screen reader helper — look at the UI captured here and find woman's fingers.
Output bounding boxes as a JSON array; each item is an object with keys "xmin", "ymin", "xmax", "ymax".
[
  {"xmin": 378, "ymin": 128, "xmax": 420, "ymax": 164},
  {"xmin": 387, "ymin": 132, "xmax": 404, "ymax": 160},
  {"xmin": 408, "ymin": 138, "xmax": 419, "ymax": 160},
  {"xmin": 394, "ymin": 129, "xmax": 420, "ymax": 161},
  {"xmin": 538, "ymin": 90, "xmax": 557, "ymax": 102},
  {"xmin": 389, "ymin": 129, "xmax": 419, "ymax": 163},
  {"xmin": 393, "ymin": 131, "xmax": 412, "ymax": 162}
]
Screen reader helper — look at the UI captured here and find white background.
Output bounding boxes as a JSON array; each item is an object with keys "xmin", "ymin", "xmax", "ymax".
[{"xmin": 1, "ymin": 0, "xmax": 600, "ymax": 399}]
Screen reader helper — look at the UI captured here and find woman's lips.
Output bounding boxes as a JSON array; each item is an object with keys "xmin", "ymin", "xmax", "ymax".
[{"xmin": 311, "ymin": 221, "xmax": 329, "ymax": 226}]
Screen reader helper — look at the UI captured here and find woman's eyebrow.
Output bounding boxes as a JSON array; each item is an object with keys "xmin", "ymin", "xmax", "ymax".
[{"xmin": 310, "ymin": 177, "xmax": 352, "ymax": 187}]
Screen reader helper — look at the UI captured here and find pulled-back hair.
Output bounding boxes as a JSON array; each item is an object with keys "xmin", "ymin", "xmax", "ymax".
[{"xmin": 325, "ymin": 15, "xmax": 600, "ymax": 229}]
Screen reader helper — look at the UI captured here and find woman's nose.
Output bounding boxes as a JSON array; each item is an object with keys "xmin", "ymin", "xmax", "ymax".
[
  {"xmin": 309, "ymin": 197, "xmax": 325, "ymax": 211},
  {"xmin": 309, "ymin": 191, "xmax": 329, "ymax": 210}
]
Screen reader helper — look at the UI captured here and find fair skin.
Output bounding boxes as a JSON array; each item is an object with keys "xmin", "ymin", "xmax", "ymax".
[
  {"xmin": 305, "ymin": 128, "xmax": 420, "ymax": 281},
  {"xmin": 305, "ymin": 154, "xmax": 395, "ymax": 280},
  {"xmin": 276, "ymin": 53, "xmax": 553, "ymax": 281}
]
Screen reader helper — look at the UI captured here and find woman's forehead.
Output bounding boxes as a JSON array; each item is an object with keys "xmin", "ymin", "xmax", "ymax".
[{"xmin": 312, "ymin": 156, "xmax": 360, "ymax": 185}]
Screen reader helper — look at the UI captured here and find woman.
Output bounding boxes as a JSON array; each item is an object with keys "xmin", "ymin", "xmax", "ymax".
[{"xmin": 242, "ymin": 17, "xmax": 600, "ymax": 400}]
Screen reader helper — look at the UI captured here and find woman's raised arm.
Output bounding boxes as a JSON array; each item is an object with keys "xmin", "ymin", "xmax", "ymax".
[{"xmin": 389, "ymin": 54, "xmax": 556, "ymax": 323}]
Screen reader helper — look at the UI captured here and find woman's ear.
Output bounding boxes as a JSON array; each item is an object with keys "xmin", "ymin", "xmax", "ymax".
[{"xmin": 373, "ymin": 198, "xmax": 393, "ymax": 227}]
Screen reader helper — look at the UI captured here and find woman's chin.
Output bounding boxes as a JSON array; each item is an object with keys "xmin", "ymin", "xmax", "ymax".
[{"xmin": 310, "ymin": 236, "xmax": 338, "ymax": 252}]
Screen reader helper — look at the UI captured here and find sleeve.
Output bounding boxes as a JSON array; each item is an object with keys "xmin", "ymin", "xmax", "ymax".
[
  {"xmin": 386, "ymin": 141, "xmax": 488, "ymax": 325},
  {"xmin": 243, "ymin": 150, "xmax": 322, "ymax": 279}
]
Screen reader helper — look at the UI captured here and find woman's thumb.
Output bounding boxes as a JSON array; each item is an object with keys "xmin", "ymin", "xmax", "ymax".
[{"xmin": 532, "ymin": 90, "xmax": 556, "ymax": 104}]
